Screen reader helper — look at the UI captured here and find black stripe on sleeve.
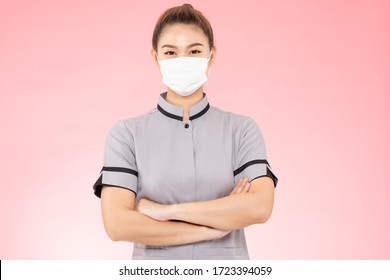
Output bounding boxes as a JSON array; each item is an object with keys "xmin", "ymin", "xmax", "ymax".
[
  {"xmin": 93, "ymin": 174, "xmax": 137, "ymax": 198},
  {"xmin": 250, "ymin": 167, "xmax": 279, "ymax": 188},
  {"xmin": 102, "ymin": 166, "xmax": 138, "ymax": 177},
  {"xmin": 93, "ymin": 174, "xmax": 103, "ymax": 197},
  {"xmin": 233, "ymin": 159, "xmax": 269, "ymax": 176}
]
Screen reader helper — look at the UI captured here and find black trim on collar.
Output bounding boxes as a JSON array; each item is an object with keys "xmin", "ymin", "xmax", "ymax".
[
  {"xmin": 157, "ymin": 104, "xmax": 183, "ymax": 121},
  {"xmin": 102, "ymin": 166, "xmax": 139, "ymax": 177},
  {"xmin": 233, "ymin": 159, "xmax": 269, "ymax": 176},
  {"xmin": 157, "ymin": 103, "xmax": 210, "ymax": 121},
  {"xmin": 190, "ymin": 103, "xmax": 210, "ymax": 121}
]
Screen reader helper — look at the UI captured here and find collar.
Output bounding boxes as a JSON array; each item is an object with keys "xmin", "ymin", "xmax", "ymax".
[{"xmin": 157, "ymin": 92, "xmax": 210, "ymax": 121}]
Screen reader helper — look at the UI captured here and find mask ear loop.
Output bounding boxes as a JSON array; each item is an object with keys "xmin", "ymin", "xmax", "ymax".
[
  {"xmin": 206, "ymin": 50, "xmax": 213, "ymax": 76},
  {"xmin": 207, "ymin": 50, "xmax": 213, "ymax": 62},
  {"xmin": 155, "ymin": 51, "xmax": 161, "ymax": 64}
]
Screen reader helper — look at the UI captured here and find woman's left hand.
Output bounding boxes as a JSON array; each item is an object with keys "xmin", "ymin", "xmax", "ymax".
[{"xmin": 136, "ymin": 199, "xmax": 171, "ymax": 221}]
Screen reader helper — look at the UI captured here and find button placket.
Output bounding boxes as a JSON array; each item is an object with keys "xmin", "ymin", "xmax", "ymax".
[{"xmin": 181, "ymin": 120, "xmax": 196, "ymax": 203}]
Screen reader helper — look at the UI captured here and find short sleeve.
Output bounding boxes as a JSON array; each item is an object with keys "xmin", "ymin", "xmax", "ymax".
[
  {"xmin": 93, "ymin": 120, "xmax": 138, "ymax": 198},
  {"xmin": 233, "ymin": 118, "xmax": 278, "ymax": 187}
]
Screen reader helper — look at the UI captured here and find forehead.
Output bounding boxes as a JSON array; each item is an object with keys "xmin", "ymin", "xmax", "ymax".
[{"xmin": 158, "ymin": 23, "xmax": 209, "ymax": 48}]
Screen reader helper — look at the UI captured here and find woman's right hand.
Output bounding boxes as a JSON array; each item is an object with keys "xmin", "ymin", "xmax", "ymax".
[{"xmin": 230, "ymin": 177, "xmax": 251, "ymax": 195}]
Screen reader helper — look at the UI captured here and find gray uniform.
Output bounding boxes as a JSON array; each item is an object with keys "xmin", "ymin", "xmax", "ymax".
[{"xmin": 93, "ymin": 93, "xmax": 278, "ymax": 259}]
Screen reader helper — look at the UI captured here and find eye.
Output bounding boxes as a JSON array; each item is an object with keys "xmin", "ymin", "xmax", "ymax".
[
  {"xmin": 164, "ymin": 51, "xmax": 177, "ymax": 55},
  {"xmin": 190, "ymin": 50, "xmax": 202, "ymax": 55}
]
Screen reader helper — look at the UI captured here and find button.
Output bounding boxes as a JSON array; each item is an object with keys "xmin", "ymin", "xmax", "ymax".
[{"xmin": 184, "ymin": 123, "xmax": 190, "ymax": 129}]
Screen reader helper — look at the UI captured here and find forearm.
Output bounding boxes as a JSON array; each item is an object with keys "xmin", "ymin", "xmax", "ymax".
[
  {"xmin": 104, "ymin": 208, "xmax": 224, "ymax": 246},
  {"xmin": 157, "ymin": 177, "xmax": 274, "ymax": 231},
  {"xmin": 169, "ymin": 193, "xmax": 265, "ymax": 231},
  {"xmin": 100, "ymin": 186, "xmax": 227, "ymax": 246}
]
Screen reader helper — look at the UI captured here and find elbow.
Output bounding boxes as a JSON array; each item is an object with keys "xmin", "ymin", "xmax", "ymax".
[
  {"xmin": 103, "ymin": 218, "xmax": 130, "ymax": 242},
  {"xmin": 102, "ymin": 208, "xmax": 139, "ymax": 242},
  {"xmin": 253, "ymin": 208, "xmax": 273, "ymax": 224},
  {"xmin": 104, "ymin": 222, "xmax": 122, "ymax": 242},
  {"xmin": 106, "ymin": 229, "xmax": 122, "ymax": 242},
  {"xmin": 258, "ymin": 212, "xmax": 272, "ymax": 224}
]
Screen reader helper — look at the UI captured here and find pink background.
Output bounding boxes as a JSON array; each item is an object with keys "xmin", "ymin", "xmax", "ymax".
[{"xmin": 1, "ymin": 0, "xmax": 389, "ymax": 259}]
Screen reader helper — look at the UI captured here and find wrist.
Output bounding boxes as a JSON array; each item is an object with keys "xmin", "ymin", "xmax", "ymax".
[
  {"xmin": 168, "ymin": 203, "xmax": 181, "ymax": 221},
  {"xmin": 206, "ymin": 227, "xmax": 230, "ymax": 240},
  {"xmin": 201, "ymin": 226, "xmax": 216, "ymax": 240}
]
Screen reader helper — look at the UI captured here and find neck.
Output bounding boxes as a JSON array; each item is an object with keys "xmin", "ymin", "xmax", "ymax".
[{"xmin": 166, "ymin": 88, "xmax": 204, "ymax": 122}]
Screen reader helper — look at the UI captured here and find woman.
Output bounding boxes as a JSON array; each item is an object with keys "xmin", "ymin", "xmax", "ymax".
[{"xmin": 93, "ymin": 3, "xmax": 278, "ymax": 260}]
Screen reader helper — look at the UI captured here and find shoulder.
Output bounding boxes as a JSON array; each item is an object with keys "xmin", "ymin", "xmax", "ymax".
[
  {"xmin": 208, "ymin": 106, "xmax": 264, "ymax": 141},
  {"xmin": 113, "ymin": 108, "xmax": 159, "ymax": 128},
  {"xmin": 108, "ymin": 108, "xmax": 159, "ymax": 137},
  {"xmin": 208, "ymin": 106, "xmax": 258, "ymax": 128}
]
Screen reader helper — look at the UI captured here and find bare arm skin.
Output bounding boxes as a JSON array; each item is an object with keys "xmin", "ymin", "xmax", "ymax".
[
  {"xmin": 136, "ymin": 177, "xmax": 275, "ymax": 231},
  {"xmin": 101, "ymin": 186, "xmax": 229, "ymax": 246}
]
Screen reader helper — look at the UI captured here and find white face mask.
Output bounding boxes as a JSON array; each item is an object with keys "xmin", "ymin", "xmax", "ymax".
[{"xmin": 158, "ymin": 52, "xmax": 212, "ymax": 97}]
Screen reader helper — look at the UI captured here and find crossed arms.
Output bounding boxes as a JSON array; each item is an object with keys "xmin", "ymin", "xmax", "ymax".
[{"xmin": 100, "ymin": 176, "xmax": 274, "ymax": 246}]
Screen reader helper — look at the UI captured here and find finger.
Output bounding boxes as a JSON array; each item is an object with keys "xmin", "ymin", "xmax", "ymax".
[
  {"xmin": 237, "ymin": 177, "xmax": 248, "ymax": 193},
  {"xmin": 233, "ymin": 178, "xmax": 248, "ymax": 194},
  {"xmin": 243, "ymin": 181, "xmax": 251, "ymax": 193},
  {"xmin": 234, "ymin": 178, "xmax": 246, "ymax": 193},
  {"xmin": 134, "ymin": 199, "xmax": 144, "ymax": 211},
  {"xmin": 230, "ymin": 178, "xmax": 243, "ymax": 194}
]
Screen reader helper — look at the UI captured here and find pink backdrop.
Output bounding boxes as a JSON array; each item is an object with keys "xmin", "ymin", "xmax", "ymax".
[{"xmin": 1, "ymin": 0, "xmax": 389, "ymax": 259}]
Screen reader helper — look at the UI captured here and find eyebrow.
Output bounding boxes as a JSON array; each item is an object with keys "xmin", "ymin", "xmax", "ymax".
[{"xmin": 161, "ymin": 43, "xmax": 204, "ymax": 49}]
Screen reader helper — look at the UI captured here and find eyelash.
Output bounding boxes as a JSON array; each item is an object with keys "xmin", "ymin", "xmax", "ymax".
[{"xmin": 163, "ymin": 50, "xmax": 202, "ymax": 55}]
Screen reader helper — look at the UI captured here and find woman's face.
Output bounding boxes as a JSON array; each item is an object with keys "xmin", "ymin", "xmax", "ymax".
[{"xmin": 154, "ymin": 23, "xmax": 215, "ymax": 62}]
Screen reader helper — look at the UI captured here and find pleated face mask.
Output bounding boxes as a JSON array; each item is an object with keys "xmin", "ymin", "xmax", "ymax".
[{"xmin": 158, "ymin": 52, "xmax": 212, "ymax": 96}]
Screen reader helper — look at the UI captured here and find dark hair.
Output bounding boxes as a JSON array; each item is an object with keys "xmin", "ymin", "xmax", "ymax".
[{"xmin": 152, "ymin": 3, "xmax": 214, "ymax": 51}]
